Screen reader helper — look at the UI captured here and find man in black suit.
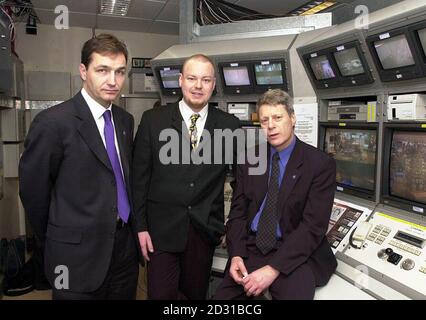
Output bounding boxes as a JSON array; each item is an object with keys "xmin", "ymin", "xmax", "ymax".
[
  {"xmin": 19, "ymin": 34, "xmax": 139, "ymax": 300},
  {"xmin": 214, "ymin": 89, "xmax": 337, "ymax": 300},
  {"xmin": 132, "ymin": 54, "xmax": 240, "ymax": 299}
]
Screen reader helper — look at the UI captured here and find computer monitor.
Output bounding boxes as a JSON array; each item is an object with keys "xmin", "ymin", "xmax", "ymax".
[
  {"xmin": 155, "ymin": 65, "xmax": 182, "ymax": 96},
  {"xmin": 219, "ymin": 62, "xmax": 253, "ymax": 94},
  {"xmin": 382, "ymin": 123, "xmax": 426, "ymax": 215},
  {"xmin": 330, "ymin": 41, "xmax": 374, "ymax": 86},
  {"xmin": 409, "ymin": 20, "xmax": 426, "ymax": 76},
  {"xmin": 252, "ymin": 59, "xmax": 288, "ymax": 93},
  {"xmin": 302, "ymin": 50, "xmax": 340, "ymax": 89},
  {"xmin": 417, "ymin": 28, "xmax": 426, "ymax": 57},
  {"xmin": 366, "ymin": 28, "xmax": 423, "ymax": 82},
  {"xmin": 375, "ymin": 34, "xmax": 415, "ymax": 70},
  {"xmin": 319, "ymin": 123, "xmax": 378, "ymax": 200},
  {"xmin": 309, "ymin": 55, "xmax": 336, "ymax": 80}
]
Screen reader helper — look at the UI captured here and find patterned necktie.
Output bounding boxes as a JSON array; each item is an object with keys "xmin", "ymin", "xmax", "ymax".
[
  {"xmin": 256, "ymin": 152, "xmax": 281, "ymax": 254},
  {"xmin": 189, "ymin": 113, "xmax": 200, "ymax": 150},
  {"xmin": 103, "ymin": 110, "xmax": 130, "ymax": 223}
]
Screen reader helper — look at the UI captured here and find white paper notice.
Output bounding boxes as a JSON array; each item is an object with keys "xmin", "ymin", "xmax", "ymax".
[{"xmin": 294, "ymin": 102, "xmax": 318, "ymax": 147}]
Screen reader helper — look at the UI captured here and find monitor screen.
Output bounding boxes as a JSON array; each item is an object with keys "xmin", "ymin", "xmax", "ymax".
[
  {"xmin": 159, "ymin": 68, "xmax": 180, "ymax": 88},
  {"xmin": 333, "ymin": 47, "xmax": 365, "ymax": 76},
  {"xmin": 417, "ymin": 28, "xmax": 426, "ymax": 57},
  {"xmin": 374, "ymin": 34, "xmax": 415, "ymax": 69},
  {"xmin": 222, "ymin": 65, "xmax": 251, "ymax": 86},
  {"xmin": 254, "ymin": 61, "xmax": 284, "ymax": 85},
  {"xmin": 324, "ymin": 128, "xmax": 377, "ymax": 192},
  {"xmin": 308, "ymin": 55, "xmax": 336, "ymax": 80},
  {"xmin": 389, "ymin": 131, "xmax": 426, "ymax": 205}
]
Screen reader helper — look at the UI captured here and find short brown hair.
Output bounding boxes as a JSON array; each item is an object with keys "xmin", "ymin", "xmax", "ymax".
[
  {"xmin": 81, "ymin": 33, "xmax": 128, "ymax": 68},
  {"xmin": 256, "ymin": 89, "xmax": 294, "ymax": 116},
  {"xmin": 181, "ymin": 54, "xmax": 215, "ymax": 75}
]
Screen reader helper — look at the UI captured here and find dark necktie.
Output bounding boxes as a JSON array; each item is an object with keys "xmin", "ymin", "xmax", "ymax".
[
  {"xmin": 256, "ymin": 152, "xmax": 281, "ymax": 254},
  {"xmin": 189, "ymin": 113, "xmax": 200, "ymax": 150},
  {"xmin": 103, "ymin": 110, "xmax": 130, "ymax": 223}
]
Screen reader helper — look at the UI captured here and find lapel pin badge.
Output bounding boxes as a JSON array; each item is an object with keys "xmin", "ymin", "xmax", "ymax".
[
  {"xmin": 123, "ymin": 130, "xmax": 126, "ymax": 136},
  {"xmin": 292, "ymin": 175, "xmax": 297, "ymax": 179}
]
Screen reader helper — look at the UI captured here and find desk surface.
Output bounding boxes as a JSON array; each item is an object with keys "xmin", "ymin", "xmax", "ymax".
[{"xmin": 212, "ymin": 252, "xmax": 376, "ymax": 300}]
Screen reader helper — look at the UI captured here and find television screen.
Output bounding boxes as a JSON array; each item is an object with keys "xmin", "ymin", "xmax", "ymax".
[
  {"xmin": 223, "ymin": 65, "xmax": 251, "ymax": 86},
  {"xmin": 324, "ymin": 128, "xmax": 377, "ymax": 192},
  {"xmin": 333, "ymin": 47, "xmax": 365, "ymax": 76},
  {"xmin": 389, "ymin": 131, "xmax": 426, "ymax": 205},
  {"xmin": 308, "ymin": 55, "xmax": 336, "ymax": 80},
  {"xmin": 159, "ymin": 68, "xmax": 180, "ymax": 88},
  {"xmin": 374, "ymin": 34, "xmax": 415, "ymax": 69},
  {"xmin": 417, "ymin": 28, "xmax": 426, "ymax": 57},
  {"xmin": 254, "ymin": 62, "xmax": 284, "ymax": 85}
]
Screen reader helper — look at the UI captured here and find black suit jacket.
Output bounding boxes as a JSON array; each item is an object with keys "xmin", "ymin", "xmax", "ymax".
[
  {"xmin": 226, "ymin": 138, "xmax": 337, "ymax": 286},
  {"xmin": 132, "ymin": 102, "xmax": 240, "ymax": 252},
  {"xmin": 19, "ymin": 92, "xmax": 139, "ymax": 292}
]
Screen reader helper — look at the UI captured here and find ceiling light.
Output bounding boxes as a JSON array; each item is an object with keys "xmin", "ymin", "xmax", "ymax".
[{"xmin": 100, "ymin": 0, "xmax": 131, "ymax": 16}]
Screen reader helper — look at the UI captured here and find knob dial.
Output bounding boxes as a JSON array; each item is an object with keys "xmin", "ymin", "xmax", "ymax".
[{"xmin": 401, "ymin": 259, "xmax": 415, "ymax": 271}]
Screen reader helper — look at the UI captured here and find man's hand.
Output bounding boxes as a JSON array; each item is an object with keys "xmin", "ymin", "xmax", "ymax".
[
  {"xmin": 229, "ymin": 256, "xmax": 248, "ymax": 285},
  {"xmin": 242, "ymin": 265, "xmax": 279, "ymax": 297},
  {"xmin": 138, "ymin": 231, "xmax": 154, "ymax": 261}
]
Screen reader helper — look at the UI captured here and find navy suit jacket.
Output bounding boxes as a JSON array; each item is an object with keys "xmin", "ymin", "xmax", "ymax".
[
  {"xmin": 226, "ymin": 138, "xmax": 337, "ymax": 286},
  {"xmin": 19, "ymin": 92, "xmax": 140, "ymax": 292}
]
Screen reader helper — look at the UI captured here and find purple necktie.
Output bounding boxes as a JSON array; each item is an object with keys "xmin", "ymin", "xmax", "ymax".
[{"xmin": 103, "ymin": 110, "xmax": 130, "ymax": 223}]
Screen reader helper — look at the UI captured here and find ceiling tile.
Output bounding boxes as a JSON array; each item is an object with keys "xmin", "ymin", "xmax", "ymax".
[
  {"xmin": 32, "ymin": 0, "xmax": 97, "ymax": 13},
  {"xmin": 127, "ymin": 0, "xmax": 166, "ymax": 20},
  {"xmin": 149, "ymin": 20, "xmax": 179, "ymax": 35},
  {"xmin": 156, "ymin": 0, "xmax": 179, "ymax": 22}
]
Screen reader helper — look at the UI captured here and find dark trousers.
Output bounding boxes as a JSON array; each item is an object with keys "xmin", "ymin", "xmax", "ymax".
[
  {"xmin": 52, "ymin": 223, "xmax": 139, "ymax": 300},
  {"xmin": 214, "ymin": 234, "xmax": 316, "ymax": 300},
  {"xmin": 147, "ymin": 223, "xmax": 215, "ymax": 300}
]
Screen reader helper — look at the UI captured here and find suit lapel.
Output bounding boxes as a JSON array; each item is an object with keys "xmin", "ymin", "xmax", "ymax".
[
  {"xmin": 252, "ymin": 145, "xmax": 270, "ymax": 210},
  {"xmin": 112, "ymin": 105, "xmax": 130, "ymax": 184},
  {"xmin": 171, "ymin": 103, "xmax": 190, "ymax": 143},
  {"xmin": 73, "ymin": 92, "xmax": 113, "ymax": 172},
  {"xmin": 277, "ymin": 139, "xmax": 303, "ymax": 211},
  {"xmin": 202, "ymin": 105, "xmax": 218, "ymax": 141}
]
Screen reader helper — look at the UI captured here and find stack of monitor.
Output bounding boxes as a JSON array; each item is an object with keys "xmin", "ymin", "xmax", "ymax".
[
  {"xmin": 302, "ymin": 40, "xmax": 374, "ymax": 89},
  {"xmin": 218, "ymin": 59, "xmax": 288, "ymax": 95},
  {"xmin": 365, "ymin": 21, "xmax": 426, "ymax": 82},
  {"xmin": 319, "ymin": 122, "xmax": 426, "ymax": 216},
  {"xmin": 154, "ymin": 59, "xmax": 288, "ymax": 97},
  {"xmin": 302, "ymin": 20, "xmax": 426, "ymax": 88}
]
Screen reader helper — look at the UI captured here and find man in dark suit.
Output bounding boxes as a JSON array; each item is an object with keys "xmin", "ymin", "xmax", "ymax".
[
  {"xmin": 214, "ymin": 89, "xmax": 337, "ymax": 300},
  {"xmin": 19, "ymin": 34, "xmax": 139, "ymax": 300},
  {"xmin": 132, "ymin": 54, "xmax": 240, "ymax": 299}
]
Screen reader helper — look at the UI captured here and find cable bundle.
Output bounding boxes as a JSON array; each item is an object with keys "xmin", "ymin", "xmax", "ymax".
[{"xmin": 196, "ymin": 0, "xmax": 280, "ymax": 25}]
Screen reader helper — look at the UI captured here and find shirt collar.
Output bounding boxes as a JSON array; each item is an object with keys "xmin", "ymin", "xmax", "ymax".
[
  {"xmin": 270, "ymin": 135, "xmax": 297, "ymax": 166},
  {"xmin": 179, "ymin": 99, "xmax": 208, "ymax": 122},
  {"xmin": 81, "ymin": 88, "xmax": 113, "ymax": 120}
]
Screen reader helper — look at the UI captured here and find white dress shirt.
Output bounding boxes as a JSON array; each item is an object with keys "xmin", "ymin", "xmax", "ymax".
[
  {"xmin": 81, "ymin": 88, "xmax": 125, "ymax": 175},
  {"xmin": 179, "ymin": 99, "xmax": 208, "ymax": 146}
]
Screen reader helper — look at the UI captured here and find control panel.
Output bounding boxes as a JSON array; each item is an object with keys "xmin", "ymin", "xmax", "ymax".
[
  {"xmin": 344, "ymin": 211, "xmax": 426, "ymax": 298},
  {"xmin": 327, "ymin": 198, "xmax": 372, "ymax": 253}
]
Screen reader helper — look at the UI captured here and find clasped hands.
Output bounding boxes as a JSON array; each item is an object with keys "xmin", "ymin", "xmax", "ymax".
[{"xmin": 229, "ymin": 256, "xmax": 279, "ymax": 297}]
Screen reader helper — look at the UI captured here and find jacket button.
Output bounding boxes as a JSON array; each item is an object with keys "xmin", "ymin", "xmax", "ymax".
[
  {"xmin": 188, "ymin": 206, "xmax": 192, "ymax": 210},
  {"xmin": 189, "ymin": 182, "xmax": 194, "ymax": 188}
]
